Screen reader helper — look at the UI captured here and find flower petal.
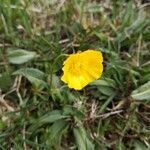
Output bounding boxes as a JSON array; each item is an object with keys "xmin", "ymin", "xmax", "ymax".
[{"xmin": 61, "ymin": 50, "xmax": 103, "ymax": 90}]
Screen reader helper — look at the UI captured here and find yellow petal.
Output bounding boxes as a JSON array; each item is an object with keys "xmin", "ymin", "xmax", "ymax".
[{"xmin": 61, "ymin": 50, "xmax": 104, "ymax": 90}]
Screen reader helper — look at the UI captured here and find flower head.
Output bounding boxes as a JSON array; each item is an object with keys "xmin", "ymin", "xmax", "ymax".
[{"xmin": 61, "ymin": 50, "xmax": 103, "ymax": 90}]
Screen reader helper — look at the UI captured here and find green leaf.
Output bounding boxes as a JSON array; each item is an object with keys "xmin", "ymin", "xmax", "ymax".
[
  {"xmin": 74, "ymin": 127, "xmax": 94, "ymax": 150},
  {"xmin": 117, "ymin": 6, "xmax": 147, "ymax": 42},
  {"xmin": 7, "ymin": 49, "xmax": 37, "ymax": 64},
  {"xmin": 0, "ymin": 72, "xmax": 12, "ymax": 91},
  {"xmin": 99, "ymin": 92, "xmax": 117, "ymax": 113},
  {"xmin": 120, "ymin": 1, "xmax": 133, "ymax": 30},
  {"xmin": 91, "ymin": 78, "xmax": 116, "ymax": 88},
  {"xmin": 98, "ymin": 86, "xmax": 115, "ymax": 96},
  {"xmin": 13, "ymin": 68, "xmax": 47, "ymax": 88},
  {"xmin": 39, "ymin": 110, "xmax": 68, "ymax": 123},
  {"xmin": 91, "ymin": 78, "xmax": 116, "ymax": 96},
  {"xmin": 0, "ymin": 121, "xmax": 6, "ymax": 131},
  {"xmin": 51, "ymin": 74, "xmax": 61, "ymax": 88},
  {"xmin": 133, "ymin": 140, "xmax": 148, "ymax": 150},
  {"xmin": 131, "ymin": 81, "xmax": 150, "ymax": 100},
  {"xmin": 22, "ymin": 139, "xmax": 47, "ymax": 148},
  {"xmin": 29, "ymin": 110, "xmax": 68, "ymax": 132},
  {"xmin": 49, "ymin": 119, "xmax": 68, "ymax": 145},
  {"xmin": 63, "ymin": 105, "xmax": 84, "ymax": 120}
]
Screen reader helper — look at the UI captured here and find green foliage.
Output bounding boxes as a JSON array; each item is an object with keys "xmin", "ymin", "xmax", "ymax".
[
  {"xmin": 74, "ymin": 127, "xmax": 94, "ymax": 150},
  {"xmin": 0, "ymin": 0, "xmax": 149, "ymax": 149},
  {"xmin": 0, "ymin": 72, "xmax": 12, "ymax": 91},
  {"xmin": 13, "ymin": 68, "xmax": 47, "ymax": 88},
  {"xmin": 7, "ymin": 49, "xmax": 37, "ymax": 64},
  {"xmin": 131, "ymin": 81, "xmax": 150, "ymax": 100}
]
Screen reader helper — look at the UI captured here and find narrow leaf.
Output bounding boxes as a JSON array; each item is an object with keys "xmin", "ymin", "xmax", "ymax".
[
  {"xmin": 7, "ymin": 49, "xmax": 36, "ymax": 64},
  {"xmin": 39, "ymin": 110, "xmax": 68, "ymax": 123},
  {"xmin": 13, "ymin": 68, "xmax": 47, "ymax": 87},
  {"xmin": 49, "ymin": 119, "xmax": 68, "ymax": 146},
  {"xmin": 29, "ymin": 110, "xmax": 68, "ymax": 132},
  {"xmin": 91, "ymin": 78, "xmax": 116, "ymax": 88},
  {"xmin": 74, "ymin": 127, "xmax": 94, "ymax": 150},
  {"xmin": 131, "ymin": 81, "xmax": 150, "ymax": 100}
]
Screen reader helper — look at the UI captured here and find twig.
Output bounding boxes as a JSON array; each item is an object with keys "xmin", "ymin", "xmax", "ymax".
[
  {"xmin": 0, "ymin": 95, "xmax": 14, "ymax": 112},
  {"xmin": 94, "ymin": 110, "xmax": 123, "ymax": 119},
  {"xmin": 16, "ymin": 75, "xmax": 23, "ymax": 105}
]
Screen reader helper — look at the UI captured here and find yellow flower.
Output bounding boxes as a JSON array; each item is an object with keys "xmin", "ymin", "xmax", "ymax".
[{"xmin": 61, "ymin": 50, "xmax": 103, "ymax": 90}]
